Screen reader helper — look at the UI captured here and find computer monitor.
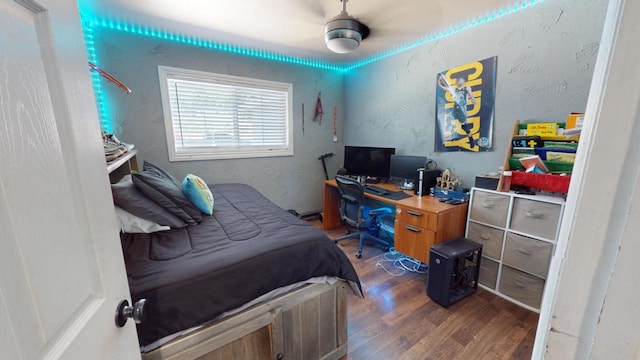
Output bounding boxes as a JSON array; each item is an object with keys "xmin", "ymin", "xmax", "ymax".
[
  {"xmin": 390, "ymin": 155, "xmax": 428, "ymax": 181},
  {"xmin": 343, "ymin": 146, "xmax": 396, "ymax": 178}
]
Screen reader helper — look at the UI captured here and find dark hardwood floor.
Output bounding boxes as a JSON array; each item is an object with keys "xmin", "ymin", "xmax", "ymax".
[{"xmin": 310, "ymin": 221, "xmax": 538, "ymax": 360}]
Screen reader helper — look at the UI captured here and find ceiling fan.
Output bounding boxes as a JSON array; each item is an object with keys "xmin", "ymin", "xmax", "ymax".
[
  {"xmin": 324, "ymin": 0, "xmax": 370, "ymax": 54},
  {"xmin": 311, "ymin": 0, "xmax": 442, "ymax": 55}
]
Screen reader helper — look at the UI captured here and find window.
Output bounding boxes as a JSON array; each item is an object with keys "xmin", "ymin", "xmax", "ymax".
[{"xmin": 158, "ymin": 66, "xmax": 293, "ymax": 161}]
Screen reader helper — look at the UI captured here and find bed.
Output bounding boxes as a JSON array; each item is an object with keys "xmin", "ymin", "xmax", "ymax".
[{"xmin": 120, "ymin": 183, "xmax": 362, "ymax": 360}]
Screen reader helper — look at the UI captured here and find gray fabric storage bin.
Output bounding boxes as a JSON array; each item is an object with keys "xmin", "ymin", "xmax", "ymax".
[
  {"xmin": 469, "ymin": 191, "xmax": 510, "ymax": 227},
  {"xmin": 467, "ymin": 222, "xmax": 504, "ymax": 260},
  {"xmin": 503, "ymin": 232, "xmax": 553, "ymax": 278},
  {"xmin": 499, "ymin": 265, "xmax": 545, "ymax": 309},
  {"xmin": 479, "ymin": 257, "xmax": 499, "ymax": 290},
  {"xmin": 510, "ymin": 198, "xmax": 562, "ymax": 240}
]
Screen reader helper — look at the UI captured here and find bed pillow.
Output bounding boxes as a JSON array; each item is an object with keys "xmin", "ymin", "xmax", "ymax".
[
  {"xmin": 114, "ymin": 206, "xmax": 171, "ymax": 233},
  {"xmin": 132, "ymin": 164, "xmax": 202, "ymax": 224},
  {"xmin": 111, "ymin": 175, "xmax": 187, "ymax": 228},
  {"xmin": 182, "ymin": 174, "xmax": 214, "ymax": 215},
  {"xmin": 142, "ymin": 161, "xmax": 204, "ymax": 222},
  {"xmin": 141, "ymin": 161, "xmax": 182, "ymax": 188}
]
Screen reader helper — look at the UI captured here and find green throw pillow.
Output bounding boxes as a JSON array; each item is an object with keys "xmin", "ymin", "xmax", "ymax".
[{"xmin": 182, "ymin": 174, "xmax": 214, "ymax": 215}]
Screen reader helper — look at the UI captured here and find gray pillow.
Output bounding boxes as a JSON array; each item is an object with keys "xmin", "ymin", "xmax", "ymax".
[
  {"xmin": 132, "ymin": 162, "xmax": 202, "ymax": 224},
  {"xmin": 111, "ymin": 175, "xmax": 187, "ymax": 228},
  {"xmin": 143, "ymin": 162, "xmax": 204, "ymax": 222},
  {"xmin": 142, "ymin": 161, "xmax": 182, "ymax": 188}
]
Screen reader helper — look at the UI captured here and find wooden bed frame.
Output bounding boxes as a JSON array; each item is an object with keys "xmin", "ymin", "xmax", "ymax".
[
  {"xmin": 141, "ymin": 281, "xmax": 349, "ymax": 360},
  {"xmin": 108, "ymin": 157, "xmax": 351, "ymax": 359}
]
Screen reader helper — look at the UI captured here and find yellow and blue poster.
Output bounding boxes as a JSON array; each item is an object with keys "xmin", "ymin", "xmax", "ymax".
[{"xmin": 435, "ymin": 56, "xmax": 497, "ymax": 152}]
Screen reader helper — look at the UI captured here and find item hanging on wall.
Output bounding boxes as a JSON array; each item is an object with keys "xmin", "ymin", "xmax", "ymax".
[
  {"xmin": 302, "ymin": 103, "xmax": 305, "ymax": 135},
  {"xmin": 333, "ymin": 106, "xmax": 338, "ymax": 142},
  {"xmin": 314, "ymin": 92, "xmax": 324, "ymax": 124},
  {"xmin": 88, "ymin": 61, "xmax": 132, "ymax": 94},
  {"xmin": 434, "ymin": 56, "xmax": 497, "ymax": 153}
]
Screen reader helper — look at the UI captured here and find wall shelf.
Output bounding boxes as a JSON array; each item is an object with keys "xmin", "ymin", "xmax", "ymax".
[{"xmin": 107, "ymin": 149, "xmax": 138, "ymax": 183}]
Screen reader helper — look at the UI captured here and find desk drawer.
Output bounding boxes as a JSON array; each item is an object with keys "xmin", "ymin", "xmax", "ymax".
[
  {"xmin": 470, "ymin": 191, "xmax": 510, "ymax": 227},
  {"xmin": 503, "ymin": 232, "xmax": 553, "ymax": 278},
  {"xmin": 396, "ymin": 206, "xmax": 437, "ymax": 231},
  {"xmin": 499, "ymin": 265, "xmax": 545, "ymax": 309},
  {"xmin": 466, "ymin": 222, "xmax": 504, "ymax": 260},
  {"xmin": 510, "ymin": 198, "xmax": 562, "ymax": 240},
  {"xmin": 394, "ymin": 221, "xmax": 435, "ymax": 264}
]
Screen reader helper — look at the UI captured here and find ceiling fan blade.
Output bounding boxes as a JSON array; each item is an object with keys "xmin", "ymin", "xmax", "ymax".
[
  {"xmin": 352, "ymin": 0, "xmax": 441, "ymax": 23},
  {"xmin": 359, "ymin": 2, "xmax": 444, "ymax": 42},
  {"xmin": 366, "ymin": 25, "xmax": 437, "ymax": 41},
  {"xmin": 296, "ymin": 0, "xmax": 330, "ymax": 25},
  {"xmin": 292, "ymin": 34, "xmax": 327, "ymax": 48}
]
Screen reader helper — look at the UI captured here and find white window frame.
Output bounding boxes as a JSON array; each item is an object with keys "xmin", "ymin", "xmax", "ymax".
[{"xmin": 158, "ymin": 65, "xmax": 294, "ymax": 161}]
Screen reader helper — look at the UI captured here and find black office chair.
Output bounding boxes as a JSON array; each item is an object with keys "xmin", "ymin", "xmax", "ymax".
[{"xmin": 333, "ymin": 176, "xmax": 393, "ymax": 258}]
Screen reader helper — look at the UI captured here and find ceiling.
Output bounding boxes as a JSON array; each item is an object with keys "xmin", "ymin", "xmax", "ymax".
[{"xmin": 80, "ymin": 0, "xmax": 521, "ymax": 63}]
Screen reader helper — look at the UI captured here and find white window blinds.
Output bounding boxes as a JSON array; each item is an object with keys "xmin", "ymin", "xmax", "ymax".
[{"xmin": 159, "ymin": 66, "xmax": 293, "ymax": 161}]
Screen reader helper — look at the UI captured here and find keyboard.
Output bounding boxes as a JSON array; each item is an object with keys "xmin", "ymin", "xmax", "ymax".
[{"xmin": 365, "ymin": 185, "xmax": 390, "ymax": 195}]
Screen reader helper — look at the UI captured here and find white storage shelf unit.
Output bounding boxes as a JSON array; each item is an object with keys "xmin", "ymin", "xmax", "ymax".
[{"xmin": 465, "ymin": 188, "xmax": 565, "ymax": 312}]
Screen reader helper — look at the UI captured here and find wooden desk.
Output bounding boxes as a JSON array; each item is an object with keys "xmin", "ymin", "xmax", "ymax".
[{"xmin": 323, "ymin": 180, "xmax": 468, "ymax": 263}]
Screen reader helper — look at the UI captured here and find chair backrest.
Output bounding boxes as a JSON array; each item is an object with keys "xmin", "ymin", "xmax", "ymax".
[{"xmin": 335, "ymin": 176, "xmax": 365, "ymax": 228}]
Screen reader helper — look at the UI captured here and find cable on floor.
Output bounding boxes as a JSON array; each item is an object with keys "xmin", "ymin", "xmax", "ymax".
[{"xmin": 375, "ymin": 248, "xmax": 429, "ymax": 277}]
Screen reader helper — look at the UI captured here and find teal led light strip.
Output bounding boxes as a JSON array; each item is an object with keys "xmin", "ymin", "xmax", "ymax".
[
  {"xmin": 85, "ymin": 18, "xmax": 344, "ymax": 72},
  {"xmin": 82, "ymin": 0, "xmax": 542, "ymax": 130},
  {"xmin": 82, "ymin": 17, "xmax": 113, "ymax": 133},
  {"xmin": 344, "ymin": 0, "xmax": 544, "ymax": 71}
]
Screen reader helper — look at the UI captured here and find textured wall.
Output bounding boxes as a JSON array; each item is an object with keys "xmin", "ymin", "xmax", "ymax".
[
  {"xmin": 343, "ymin": 0, "xmax": 608, "ymax": 186},
  {"xmin": 96, "ymin": 0, "xmax": 607, "ymax": 209},
  {"xmin": 96, "ymin": 28, "xmax": 345, "ymax": 212}
]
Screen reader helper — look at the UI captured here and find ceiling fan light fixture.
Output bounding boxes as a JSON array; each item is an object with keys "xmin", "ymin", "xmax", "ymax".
[
  {"xmin": 325, "ymin": 18, "xmax": 363, "ymax": 54},
  {"xmin": 325, "ymin": 29, "xmax": 361, "ymax": 53}
]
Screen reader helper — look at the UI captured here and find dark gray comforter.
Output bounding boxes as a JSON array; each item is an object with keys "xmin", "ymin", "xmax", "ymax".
[{"xmin": 121, "ymin": 183, "xmax": 361, "ymax": 347}]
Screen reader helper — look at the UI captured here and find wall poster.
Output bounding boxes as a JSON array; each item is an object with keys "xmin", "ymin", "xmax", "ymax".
[{"xmin": 435, "ymin": 56, "xmax": 497, "ymax": 152}]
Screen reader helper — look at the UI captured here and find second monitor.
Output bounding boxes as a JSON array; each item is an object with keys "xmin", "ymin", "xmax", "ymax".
[
  {"xmin": 344, "ymin": 146, "xmax": 396, "ymax": 179},
  {"xmin": 390, "ymin": 155, "xmax": 428, "ymax": 182}
]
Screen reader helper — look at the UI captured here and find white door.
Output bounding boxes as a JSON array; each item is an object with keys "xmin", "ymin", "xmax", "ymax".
[{"xmin": 0, "ymin": 0, "xmax": 141, "ymax": 359}]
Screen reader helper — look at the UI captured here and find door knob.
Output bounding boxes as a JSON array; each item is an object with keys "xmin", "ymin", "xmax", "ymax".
[{"xmin": 115, "ymin": 299, "xmax": 147, "ymax": 328}]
